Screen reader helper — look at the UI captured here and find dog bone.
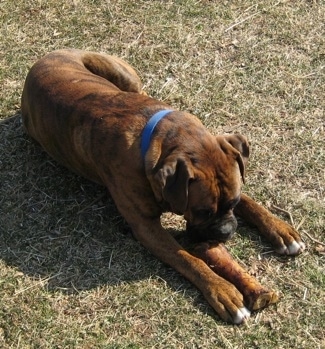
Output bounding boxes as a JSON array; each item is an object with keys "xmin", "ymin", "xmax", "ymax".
[{"xmin": 193, "ymin": 242, "xmax": 279, "ymax": 311}]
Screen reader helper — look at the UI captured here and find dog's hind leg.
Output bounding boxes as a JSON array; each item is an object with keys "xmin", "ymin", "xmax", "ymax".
[{"xmin": 81, "ymin": 52, "xmax": 147, "ymax": 95}]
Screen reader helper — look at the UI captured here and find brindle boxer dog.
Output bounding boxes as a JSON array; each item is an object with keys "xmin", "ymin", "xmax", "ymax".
[{"xmin": 21, "ymin": 49, "xmax": 305, "ymax": 324}]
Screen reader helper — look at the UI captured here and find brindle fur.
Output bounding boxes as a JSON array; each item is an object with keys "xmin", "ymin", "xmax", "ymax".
[{"xmin": 21, "ymin": 49, "xmax": 305, "ymax": 324}]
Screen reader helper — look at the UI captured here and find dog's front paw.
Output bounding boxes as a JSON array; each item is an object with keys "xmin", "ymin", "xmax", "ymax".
[
  {"xmin": 205, "ymin": 280, "xmax": 250, "ymax": 325},
  {"xmin": 268, "ymin": 218, "xmax": 306, "ymax": 256},
  {"xmin": 276, "ymin": 239, "xmax": 306, "ymax": 255}
]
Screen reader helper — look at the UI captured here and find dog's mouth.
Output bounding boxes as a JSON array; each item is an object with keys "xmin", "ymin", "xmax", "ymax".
[{"xmin": 186, "ymin": 215, "xmax": 238, "ymax": 243}]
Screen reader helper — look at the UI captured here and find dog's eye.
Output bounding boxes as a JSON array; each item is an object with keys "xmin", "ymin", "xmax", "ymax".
[
  {"xmin": 228, "ymin": 197, "xmax": 240, "ymax": 210},
  {"xmin": 195, "ymin": 209, "xmax": 214, "ymax": 220},
  {"xmin": 221, "ymin": 197, "xmax": 240, "ymax": 213}
]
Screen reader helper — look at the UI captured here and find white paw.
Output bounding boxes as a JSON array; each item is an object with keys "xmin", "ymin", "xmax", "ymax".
[
  {"xmin": 288, "ymin": 241, "xmax": 305, "ymax": 254},
  {"xmin": 276, "ymin": 241, "xmax": 306, "ymax": 255},
  {"xmin": 234, "ymin": 307, "xmax": 251, "ymax": 324}
]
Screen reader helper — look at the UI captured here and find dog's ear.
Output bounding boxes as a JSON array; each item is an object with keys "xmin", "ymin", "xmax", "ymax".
[
  {"xmin": 223, "ymin": 134, "xmax": 250, "ymax": 183},
  {"xmin": 155, "ymin": 158, "xmax": 194, "ymax": 214},
  {"xmin": 224, "ymin": 134, "xmax": 250, "ymax": 164}
]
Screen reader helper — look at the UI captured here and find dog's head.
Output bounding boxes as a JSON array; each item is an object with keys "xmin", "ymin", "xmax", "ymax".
[{"xmin": 153, "ymin": 133, "xmax": 249, "ymax": 243}]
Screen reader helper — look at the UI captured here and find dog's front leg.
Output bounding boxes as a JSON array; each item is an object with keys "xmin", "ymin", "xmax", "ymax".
[
  {"xmin": 235, "ymin": 193, "xmax": 305, "ymax": 255},
  {"xmin": 127, "ymin": 216, "xmax": 251, "ymax": 324},
  {"xmin": 106, "ymin": 182, "xmax": 250, "ymax": 323}
]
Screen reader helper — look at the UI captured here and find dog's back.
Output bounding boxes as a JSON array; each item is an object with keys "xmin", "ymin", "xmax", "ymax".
[{"xmin": 20, "ymin": 49, "xmax": 159, "ymax": 183}]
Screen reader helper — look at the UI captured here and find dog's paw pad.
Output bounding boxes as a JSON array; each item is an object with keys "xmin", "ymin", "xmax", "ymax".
[
  {"xmin": 251, "ymin": 290, "xmax": 279, "ymax": 311},
  {"xmin": 233, "ymin": 307, "xmax": 251, "ymax": 324}
]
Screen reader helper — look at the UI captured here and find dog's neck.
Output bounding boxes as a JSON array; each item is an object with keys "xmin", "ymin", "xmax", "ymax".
[{"xmin": 141, "ymin": 109, "xmax": 174, "ymax": 159}]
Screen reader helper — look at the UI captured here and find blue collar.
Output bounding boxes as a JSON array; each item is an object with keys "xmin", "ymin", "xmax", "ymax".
[{"xmin": 141, "ymin": 109, "xmax": 173, "ymax": 159}]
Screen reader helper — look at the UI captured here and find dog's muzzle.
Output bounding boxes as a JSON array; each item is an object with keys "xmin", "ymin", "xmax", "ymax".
[{"xmin": 186, "ymin": 212, "xmax": 238, "ymax": 243}]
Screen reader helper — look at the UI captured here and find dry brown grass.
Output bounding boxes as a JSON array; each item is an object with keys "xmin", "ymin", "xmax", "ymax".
[{"xmin": 1, "ymin": 0, "xmax": 324, "ymax": 348}]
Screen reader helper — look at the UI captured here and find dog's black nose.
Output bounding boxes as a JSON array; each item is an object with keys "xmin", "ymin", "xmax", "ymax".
[{"xmin": 186, "ymin": 215, "xmax": 238, "ymax": 243}]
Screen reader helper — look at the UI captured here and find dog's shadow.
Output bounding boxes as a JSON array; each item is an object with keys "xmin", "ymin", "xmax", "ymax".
[
  {"xmin": 0, "ymin": 114, "xmax": 191, "ymax": 294},
  {"xmin": 1, "ymin": 115, "xmax": 276, "ymax": 321}
]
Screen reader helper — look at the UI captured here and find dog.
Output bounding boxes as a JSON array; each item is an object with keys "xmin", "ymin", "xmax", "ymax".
[{"xmin": 21, "ymin": 49, "xmax": 305, "ymax": 324}]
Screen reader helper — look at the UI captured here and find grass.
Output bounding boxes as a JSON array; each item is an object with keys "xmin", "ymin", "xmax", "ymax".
[{"xmin": 0, "ymin": 0, "xmax": 324, "ymax": 348}]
